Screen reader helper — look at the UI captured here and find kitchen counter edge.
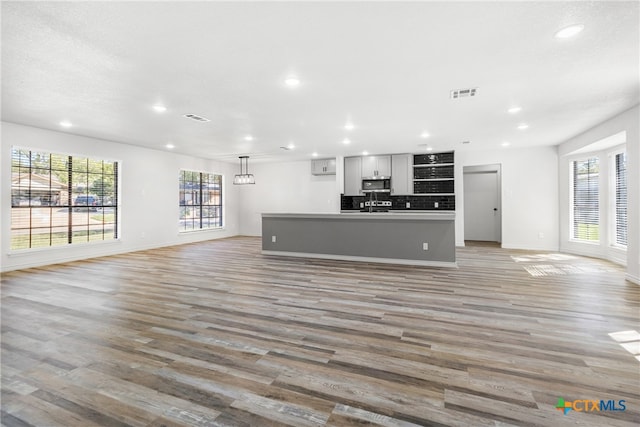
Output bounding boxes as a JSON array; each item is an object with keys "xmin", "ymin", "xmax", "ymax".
[{"xmin": 261, "ymin": 212, "xmax": 455, "ymax": 220}]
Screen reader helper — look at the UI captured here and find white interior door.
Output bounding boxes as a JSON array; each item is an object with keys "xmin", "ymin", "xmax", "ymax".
[{"xmin": 463, "ymin": 170, "xmax": 501, "ymax": 242}]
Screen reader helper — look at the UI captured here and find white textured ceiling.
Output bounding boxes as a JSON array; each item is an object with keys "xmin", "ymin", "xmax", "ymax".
[{"xmin": 1, "ymin": 1, "xmax": 638, "ymax": 163}]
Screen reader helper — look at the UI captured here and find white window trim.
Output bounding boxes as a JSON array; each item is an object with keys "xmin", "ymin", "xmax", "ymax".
[
  {"xmin": 178, "ymin": 169, "xmax": 225, "ymax": 232},
  {"xmin": 9, "ymin": 146, "xmax": 122, "ymax": 252}
]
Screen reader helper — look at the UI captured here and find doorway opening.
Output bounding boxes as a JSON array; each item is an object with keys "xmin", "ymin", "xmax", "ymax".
[{"xmin": 463, "ymin": 164, "xmax": 502, "ymax": 245}]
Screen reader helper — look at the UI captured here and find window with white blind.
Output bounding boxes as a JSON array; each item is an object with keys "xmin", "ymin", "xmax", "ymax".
[
  {"xmin": 571, "ymin": 157, "xmax": 599, "ymax": 242},
  {"xmin": 11, "ymin": 147, "xmax": 119, "ymax": 250},
  {"xmin": 613, "ymin": 151, "xmax": 627, "ymax": 247},
  {"xmin": 179, "ymin": 170, "xmax": 223, "ymax": 231}
]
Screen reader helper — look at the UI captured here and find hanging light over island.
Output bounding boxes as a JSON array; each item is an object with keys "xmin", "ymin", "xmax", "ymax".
[{"xmin": 233, "ymin": 155, "xmax": 255, "ymax": 185}]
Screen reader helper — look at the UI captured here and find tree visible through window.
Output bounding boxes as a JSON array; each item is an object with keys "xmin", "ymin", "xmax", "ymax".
[
  {"xmin": 10, "ymin": 148, "xmax": 118, "ymax": 250},
  {"xmin": 179, "ymin": 170, "xmax": 223, "ymax": 231},
  {"xmin": 571, "ymin": 157, "xmax": 599, "ymax": 242}
]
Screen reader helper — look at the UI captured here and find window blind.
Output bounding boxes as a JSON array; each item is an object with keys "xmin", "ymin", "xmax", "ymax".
[
  {"xmin": 615, "ymin": 152, "xmax": 627, "ymax": 246},
  {"xmin": 572, "ymin": 158, "xmax": 599, "ymax": 241}
]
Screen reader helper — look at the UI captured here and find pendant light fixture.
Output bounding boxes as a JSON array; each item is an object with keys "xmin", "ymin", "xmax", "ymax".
[{"xmin": 233, "ymin": 155, "xmax": 255, "ymax": 185}]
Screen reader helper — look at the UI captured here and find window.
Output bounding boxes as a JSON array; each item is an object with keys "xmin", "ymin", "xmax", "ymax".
[
  {"xmin": 179, "ymin": 170, "xmax": 223, "ymax": 231},
  {"xmin": 614, "ymin": 151, "xmax": 627, "ymax": 247},
  {"xmin": 11, "ymin": 148, "xmax": 118, "ymax": 250},
  {"xmin": 571, "ymin": 157, "xmax": 599, "ymax": 242}
]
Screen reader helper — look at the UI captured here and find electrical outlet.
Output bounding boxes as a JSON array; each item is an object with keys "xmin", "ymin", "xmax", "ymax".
[
  {"xmin": 538, "ymin": 232, "xmax": 544, "ymax": 239},
  {"xmin": 434, "ymin": 202, "xmax": 439, "ymax": 208},
  {"xmin": 406, "ymin": 202, "xmax": 411, "ymax": 208},
  {"xmin": 422, "ymin": 242, "xmax": 429, "ymax": 251},
  {"xmin": 360, "ymin": 202, "xmax": 364, "ymax": 208},
  {"xmin": 272, "ymin": 235, "xmax": 277, "ymax": 243}
]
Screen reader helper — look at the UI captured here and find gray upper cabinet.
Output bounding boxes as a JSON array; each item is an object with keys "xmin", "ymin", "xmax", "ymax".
[
  {"xmin": 344, "ymin": 156, "xmax": 362, "ymax": 195},
  {"xmin": 311, "ymin": 158, "xmax": 336, "ymax": 175},
  {"xmin": 361, "ymin": 155, "xmax": 391, "ymax": 177},
  {"xmin": 391, "ymin": 154, "xmax": 412, "ymax": 195}
]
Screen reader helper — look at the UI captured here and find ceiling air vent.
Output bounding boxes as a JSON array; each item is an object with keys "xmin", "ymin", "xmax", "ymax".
[
  {"xmin": 183, "ymin": 113, "xmax": 210, "ymax": 122},
  {"xmin": 450, "ymin": 87, "xmax": 478, "ymax": 99}
]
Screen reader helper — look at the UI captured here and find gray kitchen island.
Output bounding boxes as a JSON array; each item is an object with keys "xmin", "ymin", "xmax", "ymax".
[{"xmin": 261, "ymin": 212, "xmax": 456, "ymax": 267}]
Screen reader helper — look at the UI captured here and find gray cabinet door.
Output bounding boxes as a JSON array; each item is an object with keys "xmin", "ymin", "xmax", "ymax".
[
  {"xmin": 391, "ymin": 154, "xmax": 412, "ymax": 194},
  {"xmin": 324, "ymin": 158, "xmax": 336, "ymax": 174},
  {"xmin": 311, "ymin": 158, "xmax": 336, "ymax": 175},
  {"xmin": 362, "ymin": 155, "xmax": 391, "ymax": 177},
  {"xmin": 344, "ymin": 157, "xmax": 362, "ymax": 195},
  {"xmin": 311, "ymin": 159, "xmax": 324, "ymax": 175},
  {"xmin": 375, "ymin": 155, "xmax": 392, "ymax": 176}
]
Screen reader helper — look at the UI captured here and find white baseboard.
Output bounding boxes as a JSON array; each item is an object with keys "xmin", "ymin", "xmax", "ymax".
[
  {"xmin": 500, "ymin": 243, "xmax": 560, "ymax": 251},
  {"xmin": 2, "ymin": 232, "xmax": 238, "ymax": 272},
  {"xmin": 262, "ymin": 250, "xmax": 458, "ymax": 268},
  {"xmin": 626, "ymin": 273, "xmax": 639, "ymax": 285}
]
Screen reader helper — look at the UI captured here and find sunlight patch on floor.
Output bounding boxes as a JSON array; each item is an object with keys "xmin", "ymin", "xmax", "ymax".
[
  {"xmin": 523, "ymin": 263, "xmax": 618, "ymax": 277},
  {"xmin": 609, "ymin": 330, "xmax": 640, "ymax": 361},
  {"xmin": 511, "ymin": 253, "xmax": 578, "ymax": 262}
]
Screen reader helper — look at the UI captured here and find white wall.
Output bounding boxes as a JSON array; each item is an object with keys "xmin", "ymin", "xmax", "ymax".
[
  {"xmin": 455, "ymin": 146, "xmax": 559, "ymax": 251},
  {"xmin": 238, "ymin": 159, "xmax": 341, "ymax": 236},
  {"xmin": 1, "ymin": 122, "xmax": 240, "ymax": 272},
  {"xmin": 557, "ymin": 105, "xmax": 640, "ymax": 284}
]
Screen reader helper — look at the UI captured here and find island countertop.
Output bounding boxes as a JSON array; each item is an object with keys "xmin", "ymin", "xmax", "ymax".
[
  {"xmin": 262, "ymin": 212, "xmax": 455, "ymax": 220},
  {"xmin": 261, "ymin": 211, "xmax": 456, "ymax": 267}
]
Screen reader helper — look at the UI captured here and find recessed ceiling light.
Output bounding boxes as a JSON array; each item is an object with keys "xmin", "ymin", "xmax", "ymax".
[
  {"xmin": 166, "ymin": 143, "xmax": 175, "ymax": 149},
  {"xmin": 285, "ymin": 76, "xmax": 300, "ymax": 87},
  {"xmin": 420, "ymin": 131, "xmax": 430, "ymax": 138},
  {"xmin": 362, "ymin": 151, "xmax": 369, "ymax": 156},
  {"xmin": 244, "ymin": 135, "xmax": 254, "ymax": 141},
  {"xmin": 287, "ymin": 143, "xmax": 295, "ymax": 150},
  {"xmin": 518, "ymin": 124, "xmax": 529, "ymax": 130},
  {"xmin": 502, "ymin": 142, "xmax": 510, "ymax": 147},
  {"xmin": 59, "ymin": 120, "xmax": 72, "ymax": 128},
  {"xmin": 344, "ymin": 122, "xmax": 355, "ymax": 131},
  {"xmin": 312, "ymin": 152, "xmax": 318, "ymax": 157},
  {"xmin": 554, "ymin": 24, "xmax": 584, "ymax": 39},
  {"xmin": 153, "ymin": 104, "xmax": 167, "ymax": 113},
  {"xmin": 508, "ymin": 107, "xmax": 521, "ymax": 114},
  {"xmin": 342, "ymin": 138, "xmax": 351, "ymax": 145},
  {"xmin": 426, "ymin": 147, "xmax": 433, "ymax": 152}
]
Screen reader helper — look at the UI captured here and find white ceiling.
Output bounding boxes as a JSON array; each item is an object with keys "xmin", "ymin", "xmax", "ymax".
[{"xmin": 1, "ymin": 1, "xmax": 638, "ymax": 163}]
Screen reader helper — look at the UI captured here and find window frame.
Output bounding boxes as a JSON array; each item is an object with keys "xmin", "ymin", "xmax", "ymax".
[
  {"xmin": 609, "ymin": 148, "xmax": 627, "ymax": 250},
  {"xmin": 10, "ymin": 146, "xmax": 120, "ymax": 251},
  {"xmin": 178, "ymin": 169, "xmax": 224, "ymax": 232},
  {"xmin": 569, "ymin": 156, "xmax": 600, "ymax": 244}
]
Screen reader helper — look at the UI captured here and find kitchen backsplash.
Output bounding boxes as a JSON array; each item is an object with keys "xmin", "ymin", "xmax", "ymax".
[
  {"xmin": 341, "ymin": 194, "xmax": 455, "ymax": 211},
  {"xmin": 413, "ymin": 180, "xmax": 454, "ymax": 194},
  {"xmin": 413, "ymin": 165, "xmax": 454, "ymax": 179}
]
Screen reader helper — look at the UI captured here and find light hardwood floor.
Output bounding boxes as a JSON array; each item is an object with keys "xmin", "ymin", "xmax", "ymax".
[{"xmin": 1, "ymin": 236, "xmax": 639, "ymax": 426}]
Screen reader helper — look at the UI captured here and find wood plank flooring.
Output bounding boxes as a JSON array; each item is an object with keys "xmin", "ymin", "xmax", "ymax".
[{"xmin": 1, "ymin": 236, "xmax": 639, "ymax": 426}]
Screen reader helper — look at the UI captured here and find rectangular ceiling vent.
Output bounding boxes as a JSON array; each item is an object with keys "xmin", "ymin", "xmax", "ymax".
[
  {"xmin": 450, "ymin": 87, "xmax": 478, "ymax": 99},
  {"xmin": 183, "ymin": 113, "xmax": 210, "ymax": 122}
]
